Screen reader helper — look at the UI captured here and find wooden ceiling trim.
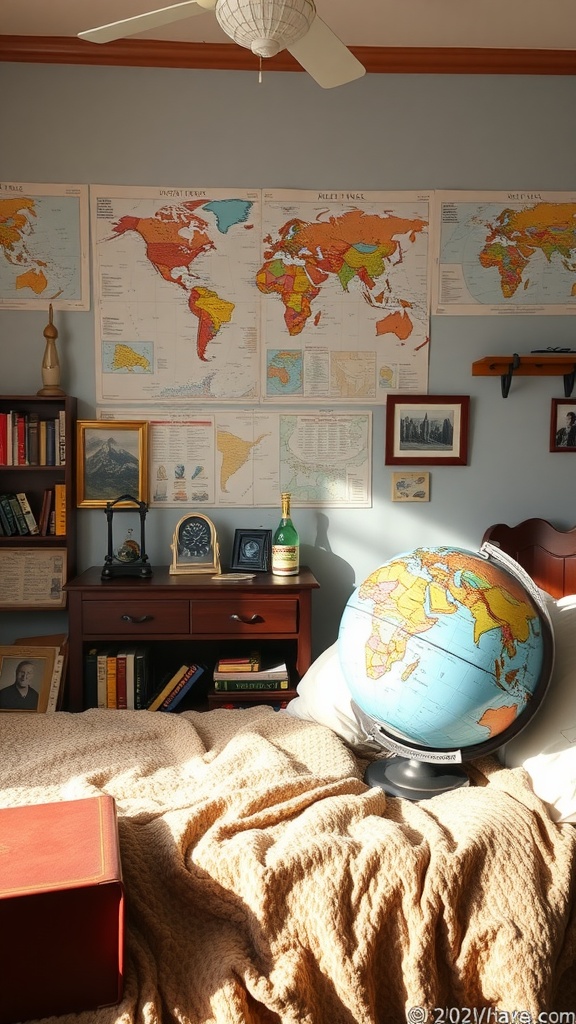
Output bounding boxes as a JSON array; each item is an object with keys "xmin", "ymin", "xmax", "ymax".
[{"xmin": 1, "ymin": 35, "xmax": 576, "ymax": 76}]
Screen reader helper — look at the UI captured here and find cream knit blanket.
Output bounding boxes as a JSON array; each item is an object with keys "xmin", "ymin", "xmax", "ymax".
[{"xmin": 1, "ymin": 707, "xmax": 575, "ymax": 1023}]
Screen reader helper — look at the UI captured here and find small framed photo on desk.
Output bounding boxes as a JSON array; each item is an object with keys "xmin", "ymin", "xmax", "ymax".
[{"xmin": 230, "ymin": 529, "xmax": 272, "ymax": 572}]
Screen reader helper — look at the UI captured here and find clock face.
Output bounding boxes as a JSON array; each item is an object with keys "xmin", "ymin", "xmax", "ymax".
[
  {"xmin": 170, "ymin": 513, "xmax": 221, "ymax": 575},
  {"xmin": 179, "ymin": 517, "xmax": 212, "ymax": 559}
]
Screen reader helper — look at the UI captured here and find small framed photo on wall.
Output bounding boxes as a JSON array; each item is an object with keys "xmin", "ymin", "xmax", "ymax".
[
  {"xmin": 550, "ymin": 398, "xmax": 576, "ymax": 452},
  {"xmin": 391, "ymin": 472, "xmax": 430, "ymax": 502}
]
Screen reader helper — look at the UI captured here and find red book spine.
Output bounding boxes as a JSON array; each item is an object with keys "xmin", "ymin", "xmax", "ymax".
[
  {"xmin": 0, "ymin": 412, "xmax": 7, "ymax": 465},
  {"xmin": 17, "ymin": 414, "xmax": 27, "ymax": 465},
  {"xmin": 116, "ymin": 654, "xmax": 127, "ymax": 709}
]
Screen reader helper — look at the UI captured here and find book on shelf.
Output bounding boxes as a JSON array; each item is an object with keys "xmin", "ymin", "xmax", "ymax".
[
  {"xmin": 45, "ymin": 418, "xmax": 56, "ymax": 466},
  {"xmin": 0, "ymin": 494, "xmax": 17, "ymax": 535},
  {"xmin": 158, "ymin": 664, "xmax": 205, "ymax": 712},
  {"xmin": 115, "ymin": 650, "xmax": 127, "ymax": 709},
  {"xmin": 15, "ymin": 413, "xmax": 27, "ymax": 465},
  {"xmin": 27, "ymin": 412, "xmax": 39, "ymax": 465},
  {"xmin": 134, "ymin": 646, "xmax": 151, "ymax": 710},
  {"xmin": 207, "ymin": 690, "xmax": 290, "ymax": 710},
  {"xmin": 15, "ymin": 492, "xmax": 39, "ymax": 535},
  {"xmin": 84, "ymin": 647, "xmax": 99, "ymax": 709},
  {"xmin": 0, "ymin": 412, "xmax": 7, "ymax": 464},
  {"xmin": 58, "ymin": 408, "xmax": 66, "ymax": 465},
  {"xmin": 39, "ymin": 488, "xmax": 53, "ymax": 536},
  {"xmin": 213, "ymin": 677, "xmax": 289, "ymax": 691},
  {"xmin": 147, "ymin": 664, "xmax": 192, "ymax": 712},
  {"xmin": 215, "ymin": 651, "xmax": 261, "ymax": 673},
  {"xmin": 212, "ymin": 659, "xmax": 289, "ymax": 683},
  {"xmin": 96, "ymin": 646, "xmax": 114, "ymax": 708},
  {"xmin": 54, "ymin": 483, "xmax": 66, "ymax": 536},
  {"xmin": 117, "ymin": 646, "xmax": 137, "ymax": 710},
  {"xmin": 39, "ymin": 419, "xmax": 47, "ymax": 465},
  {"xmin": 106, "ymin": 653, "xmax": 117, "ymax": 709},
  {"xmin": 6, "ymin": 493, "xmax": 29, "ymax": 535}
]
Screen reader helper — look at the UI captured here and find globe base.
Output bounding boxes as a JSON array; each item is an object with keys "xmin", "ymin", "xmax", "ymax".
[{"xmin": 365, "ymin": 756, "xmax": 470, "ymax": 801}]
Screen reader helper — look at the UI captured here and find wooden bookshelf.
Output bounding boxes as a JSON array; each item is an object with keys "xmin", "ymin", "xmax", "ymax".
[{"xmin": 0, "ymin": 395, "xmax": 77, "ymax": 609}]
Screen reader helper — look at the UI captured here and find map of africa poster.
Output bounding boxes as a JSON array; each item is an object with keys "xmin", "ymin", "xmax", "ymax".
[{"xmin": 433, "ymin": 190, "xmax": 576, "ymax": 314}]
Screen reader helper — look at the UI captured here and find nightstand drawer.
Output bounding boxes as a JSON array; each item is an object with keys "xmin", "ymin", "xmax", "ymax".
[
  {"xmin": 82, "ymin": 600, "xmax": 190, "ymax": 634},
  {"xmin": 192, "ymin": 597, "xmax": 298, "ymax": 634}
]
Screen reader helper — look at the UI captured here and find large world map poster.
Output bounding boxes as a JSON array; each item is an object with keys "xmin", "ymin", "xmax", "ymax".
[{"xmin": 91, "ymin": 185, "xmax": 432, "ymax": 404}]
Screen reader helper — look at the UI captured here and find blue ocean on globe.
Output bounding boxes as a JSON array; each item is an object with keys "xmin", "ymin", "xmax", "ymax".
[{"xmin": 338, "ymin": 546, "xmax": 552, "ymax": 752}]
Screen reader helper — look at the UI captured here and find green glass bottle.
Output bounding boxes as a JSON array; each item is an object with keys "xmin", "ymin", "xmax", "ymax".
[{"xmin": 272, "ymin": 492, "xmax": 300, "ymax": 576}]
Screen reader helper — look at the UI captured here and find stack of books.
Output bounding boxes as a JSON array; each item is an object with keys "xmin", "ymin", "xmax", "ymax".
[{"xmin": 212, "ymin": 652, "xmax": 290, "ymax": 692}]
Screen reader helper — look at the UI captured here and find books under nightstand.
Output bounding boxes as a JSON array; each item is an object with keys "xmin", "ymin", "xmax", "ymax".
[{"xmin": 208, "ymin": 651, "xmax": 296, "ymax": 709}]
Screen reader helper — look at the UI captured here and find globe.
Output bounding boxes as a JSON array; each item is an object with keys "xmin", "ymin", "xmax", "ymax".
[{"xmin": 338, "ymin": 544, "xmax": 554, "ymax": 799}]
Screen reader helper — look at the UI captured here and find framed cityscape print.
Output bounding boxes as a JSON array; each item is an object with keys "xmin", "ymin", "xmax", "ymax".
[{"xmin": 385, "ymin": 395, "xmax": 470, "ymax": 466}]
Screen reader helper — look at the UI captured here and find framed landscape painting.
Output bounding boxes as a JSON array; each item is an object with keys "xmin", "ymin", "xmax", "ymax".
[
  {"xmin": 76, "ymin": 420, "xmax": 148, "ymax": 508},
  {"xmin": 385, "ymin": 395, "xmax": 470, "ymax": 466}
]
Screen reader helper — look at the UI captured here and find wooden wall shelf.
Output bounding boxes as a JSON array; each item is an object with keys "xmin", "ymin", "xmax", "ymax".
[{"xmin": 472, "ymin": 354, "xmax": 576, "ymax": 398}]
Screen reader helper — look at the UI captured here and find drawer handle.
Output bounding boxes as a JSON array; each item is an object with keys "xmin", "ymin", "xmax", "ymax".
[
  {"xmin": 230, "ymin": 613, "xmax": 262, "ymax": 624},
  {"xmin": 121, "ymin": 613, "xmax": 152, "ymax": 624}
]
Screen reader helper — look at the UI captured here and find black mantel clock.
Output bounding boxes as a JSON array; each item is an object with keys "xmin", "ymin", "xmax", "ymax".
[{"xmin": 101, "ymin": 494, "xmax": 152, "ymax": 580}]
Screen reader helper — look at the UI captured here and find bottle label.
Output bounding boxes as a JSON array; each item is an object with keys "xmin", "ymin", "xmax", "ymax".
[{"xmin": 272, "ymin": 545, "xmax": 299, "ymax": 575}]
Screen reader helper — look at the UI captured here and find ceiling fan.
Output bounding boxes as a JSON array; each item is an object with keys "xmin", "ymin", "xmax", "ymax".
[{"xmin": 78, "ymin": 0, "xmax": 366, "ymax": 89}]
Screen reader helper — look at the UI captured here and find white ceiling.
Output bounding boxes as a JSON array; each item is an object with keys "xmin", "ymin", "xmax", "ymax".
[{"xmin": 3, "ymin": 0, "xmax": 576, "ymax": 50}]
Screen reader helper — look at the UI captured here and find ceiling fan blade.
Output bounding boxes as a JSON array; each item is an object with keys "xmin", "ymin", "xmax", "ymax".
[
  {"xmin": 288, "ymin": 16, "xmax": 365, "ymax": 89},
  {"xmin": 78, "ymin": 0, "xmax": 214, "ymax": 44}
]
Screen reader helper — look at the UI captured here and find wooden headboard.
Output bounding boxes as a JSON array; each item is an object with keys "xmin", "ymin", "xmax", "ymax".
[{"xmin": 482, "ymin": 518, "xmax": 576, "ymax": 599}]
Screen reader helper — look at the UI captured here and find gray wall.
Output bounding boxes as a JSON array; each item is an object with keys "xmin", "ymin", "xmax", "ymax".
[{"xmin": 2, "ymin": 61, "xmax": 576, "ymax": 655}]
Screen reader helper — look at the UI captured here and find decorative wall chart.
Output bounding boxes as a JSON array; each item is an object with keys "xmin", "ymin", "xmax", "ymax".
[{"xmin": 97, "ymin": 407, "xmax": 372, "ymax": 508}]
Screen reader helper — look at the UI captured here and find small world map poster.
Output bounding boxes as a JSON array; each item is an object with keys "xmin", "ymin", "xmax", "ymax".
[
  {"xmin": 433, "ymin": 189, "xmax": 576, "ymax": 314},
  {"xmin": 0, "ymin": 182, "xmax": 90, "ymax": 310}
]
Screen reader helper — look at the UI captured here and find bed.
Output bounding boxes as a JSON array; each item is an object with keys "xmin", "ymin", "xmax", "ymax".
[{"xmin": 1, "ymin": 518, "xmax": 576, "ymax": 1023}]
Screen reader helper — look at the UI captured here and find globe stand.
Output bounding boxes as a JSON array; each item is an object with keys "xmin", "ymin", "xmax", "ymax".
[{"xmin": 365, "ymin": 756, "xmax": 470, "ymax": 801}]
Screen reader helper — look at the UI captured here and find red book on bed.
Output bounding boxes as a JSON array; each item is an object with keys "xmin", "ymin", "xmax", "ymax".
[{"xmin": 0, "ymin": 795, "xmax": 124, "ymax": 1024}]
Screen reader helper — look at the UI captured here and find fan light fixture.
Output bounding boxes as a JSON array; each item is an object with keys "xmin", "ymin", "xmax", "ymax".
[{"xmin": 215, "ymin": 0, "xmax": 315, "ymax": 58}]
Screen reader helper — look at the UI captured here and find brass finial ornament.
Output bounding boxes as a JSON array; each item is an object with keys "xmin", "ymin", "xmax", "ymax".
[{"xmin": 38, "ymin": 304, "xmax": 65, "ymax": 396}]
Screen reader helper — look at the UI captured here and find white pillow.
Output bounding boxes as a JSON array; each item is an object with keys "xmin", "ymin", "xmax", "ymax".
[
  {"xmin": 499, "ymin": 591, "xmax": 576, "ymax": 823},
  {"xmin": 286, "ymin": 642, "xmax": 379, "ymax": 753}
]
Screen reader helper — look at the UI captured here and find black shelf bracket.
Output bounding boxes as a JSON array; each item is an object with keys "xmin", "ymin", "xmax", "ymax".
[
  {"xmin": 501, "ymin": 353, "xmax": 520, "ymax": 398},
  {"xmin": 563, "ymin": 369, "xmax": 576, "ymax": 398}
]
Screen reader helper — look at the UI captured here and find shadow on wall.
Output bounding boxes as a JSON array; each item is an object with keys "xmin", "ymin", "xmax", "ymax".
[{"xmin": 300, "ymin": 513, "xmax": 356, "ymax": 659}]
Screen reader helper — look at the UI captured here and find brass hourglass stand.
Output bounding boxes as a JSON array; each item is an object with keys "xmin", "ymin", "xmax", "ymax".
[{"xmin": 37, "ymin": 304, "xmax": 66, "ymax": 397}]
